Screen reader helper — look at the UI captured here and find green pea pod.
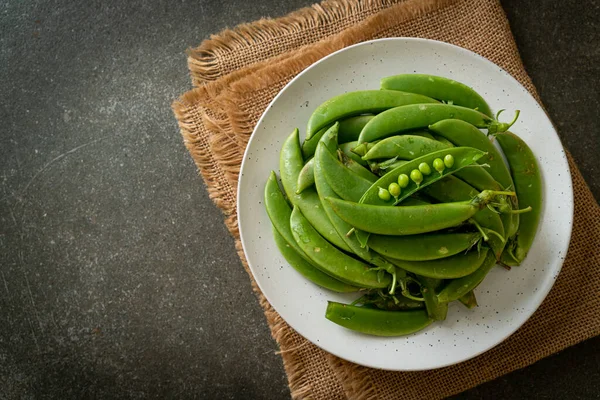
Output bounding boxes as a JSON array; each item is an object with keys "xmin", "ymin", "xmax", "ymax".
[
  {"xmin": 290, "ymin": 207, "xmax": 390, "ymax": 289},
  {"xmin": 296, "ymin": 158, "xmax": 315, "ymax": 194},
  {"xmin": 433, "ymin": 135, "xmax": 454, "ymax": 148},
  {"xmin": 306, "ymin": 90, "xmax": 438, "ymax": 140},
  {"xmin": 495, "ymin": 132, "xmax": 542, "ymax": 263},
  {"xmin": 272, "ymin": 228, "xmax": 358, "ymax": 293},
  {"xmin": 418, "ymin": 277, "xmax": 448, "ymax": 321},
  {"xmin": 327, "ymin": 190, "xmax": 511, "ymax": 236},
  {"xmin": 421, "ymin": 175, "xmax": 505, "ymax": 258},
  {"xmin": 369, "ymin": 231, "xmax": 482, "ymax": 261},
  {"xmin": 381, "ymin": 74, "xmax": 493, "ymax": 117},
  {"xmin": 319, "ymin": 144, "xmax": 375, "ymax": 203},
  {"xmin": 279, "ymin": 127, "xmax": 352, "ymax": 252},
  {"xmin": 386, "ymin": 248, "xmax": 490, "ymax": 279},
  {"xmin": 358, "ymin": 103, "xmax": 515, "ymax": 143},
  {"xmin": 301, "ymin": 125, "xmax": 331, "ymax": 160},
  {"xmin": 362, "ymin": 135, "xmax": 447, "ymax": 161},
  {"xmin": 437, "ymin": 251, "xmax": 498, "ymax": 303},
  {"xmin": 325, "ymin": 302, "xmax": 433, "ymax": 337},
  {"xmin": 339, "ymin": 141, "xmax": 368, "ymax": 166},
  {"xmin": 338, "ymin": 115, "xmax": 374, "ymax": 144},
  {"xmin": 338, "ymin": 150, "xmax": 378, "ymax": 183},
  {"xmin": 458, "ymin": 290, "xmax": 478, "ymax": 309},
  {"xmin": 374, "ymin": 159, "xmax": 409, "ymax": 175},
  {"xmin": 351, "ymin": 141, "xmax": 377, "ymax": 157}
]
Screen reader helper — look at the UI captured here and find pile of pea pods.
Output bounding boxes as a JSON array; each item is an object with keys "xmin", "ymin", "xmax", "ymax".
[{"xmin": 264, "ymin": 74, "xmax": 542, "ymax": 337}]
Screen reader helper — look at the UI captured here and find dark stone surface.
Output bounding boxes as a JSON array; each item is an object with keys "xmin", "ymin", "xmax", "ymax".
[{"xmin": 0, "ymin": 0, "xmax": 597, "ymax": 399}]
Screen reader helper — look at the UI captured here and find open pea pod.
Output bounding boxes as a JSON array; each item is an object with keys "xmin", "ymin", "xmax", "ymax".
[
  {"xmin": 380, "ymin": 74, "xmax": 493, "ymax": 117},
  {"xmin": 306, "ymin": 90, "xmax": 438, "ymax": 140},
  {"xmin": 358, "ymin": 103, "xmax": 517, "ymax": 143},
  {"xmin": 325, "ymin": 302, "xmax": 433, "ymax": 337},
  {"xmin": 495, "ymin": 131, "xmax": 542, "ymax": 264}
]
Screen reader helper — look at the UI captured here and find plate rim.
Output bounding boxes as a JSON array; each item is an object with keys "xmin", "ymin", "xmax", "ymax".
[{"xmin": 236, "ymin": 37, "xmax": 574, "ymax": 371}]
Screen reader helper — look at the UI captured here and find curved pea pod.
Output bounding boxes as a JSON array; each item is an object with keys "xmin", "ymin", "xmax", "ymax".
[
  {"xmin": 296, "ymin": 158, "xmax": 315, "ymax": 194},
  {"xmin": 359, "ymin": 147, "xmax": 486, "ymax": 207},
  {"xmin": 339, "ymin": 141, "xmax": 368, "ymax": 166},
  {"xmin": 301, "ymin": 125, "xmax": 331, "ymax": 159},
  {"xmin": 495, "ymin": 132, "xmax": 542, "ymax": 263},
  {"xmin": 362, "ymin": 135, "xmax": 447, "ymax": 161},
  {"xmin": 387, "ymin": 248, "xmax": 490, "ymax": 279},
  {"xmin": 265, "ymin": 172, "xmax": 357, "ymax": 292},
  {"xmin": 458, "ymin": 290, "xmax": 478, "ymax": 309},
  {"xmin": 381, "ymin": 74, "xmax": 493, "ymax": 117},
  {"xmin": 290, "ymin": 207, "xmax": 390, "ymax": 289},
  {"xmin": 327, "ymin": 190, "xmax": 510, "ymax": 236},
  {"xmin": 358, "ymin": 103, "xmax": 515, "ymax": 143},
  {"xmin": 279, "ymin": 128, "xmax": 352, "ymax": 252},
  {"xmin": 422, "ymin": 175, "xmax": 505, "ymax": 258},
  {"xmin": 325, "ymin": 302, "xmax": 433, "ymax": 337},
  {"xmin": 319, "ymin": 144, "xmax": 375, "ymax": 203},
  {"xmin": 272, "ymin": 228, "xmax": 358, "ymax": 293},
  {"xmin": 437, "ymin": 251, "xmax": 497, "ymax": 303},
  {"xmin": 338, "ymin": 150, "xmax": 378, "ymax": 183},
  {"xmin": 418, "ymin": 277, "xmax": 447, "ymax": 321},
  {"xmin": 306, "ymin": 90, "xmax": 438, "ymax": 140},
  {"xmin": 368, "ymin": 231, "xmax": 482, "ymax": 261},
  {"xmin": 338, "ymin": 115, "xmax": 374, "ymax": 144}
]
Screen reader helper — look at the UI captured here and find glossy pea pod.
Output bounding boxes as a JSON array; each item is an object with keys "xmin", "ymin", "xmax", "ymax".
[
  {"xmin": 327, "ymin": 189, "xmax": 515, "ymax": 236},
  {"xmin": 325, "ymin": 302, "xmax": 433, "ymax": 337},
  {"xmin": 358, "ymin": 103, "xmax": 517, "ymax": 143},
  {"xmin": 290, "ymin": 207, "xmax": 390, "ymax": 289},
  {"xmin": 380, "ymin": 74, "xmax": 493, "ymax": 117},
  {"xmin": 306, "ymin": 90, "xmax": 438, "ymax": 140},
  {"xmin": 301, "ymin": 125, "xmax": 330, "ymax": 159},
  {"xmin": 339, "ymin": 141, "xmax": 368, "ymax": 166},
  {"xmin": 337, "ymin": 115, "xmax": 375, "ymax": 144},
  {"xmin": 264, "ymin": 172, "xmax": 358, "ymax": 292},
  {"xmin": 279, "ymin": 127, "xmax": 352, "ymax": 252},
  {"xmin": 421, "ymin": 175, "xmax": 506, "ymax": 259},
  {"xmin": 368, "ymin": 231, "xmax": 482, "ymax": 261},
  {"xmin": 495, "ymin": 132, "xmax": 542, "ymax": 264},
  {"xmin": 386, "ymin": 247, "xmax": 490, "ymax": 279},
  {"xmin": 437, "ymin": 251, "xmax": 498, "ymax": 303},
  {"xmin": 429, "ymin": 118, "xmax": 519, "ymax": 237}
]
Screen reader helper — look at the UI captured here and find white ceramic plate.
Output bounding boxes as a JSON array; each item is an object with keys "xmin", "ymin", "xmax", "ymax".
[{"xmin": 237, "ymin": 38, "xmax": 573, "ymax": 371}]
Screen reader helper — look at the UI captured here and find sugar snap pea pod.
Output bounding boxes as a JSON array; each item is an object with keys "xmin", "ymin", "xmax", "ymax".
[
  {"xmin": 421, "ymin": 175, "xmax": 505, "ymax": 258},
  {"xmin": 362, "ymin": 135, "xmax": 448, "ymax": 161},
  {"xmin": 290, "ymin": 207, "xmax": 390, "ymax": 289},
  {"xmin": 272, "ymin": 228, "xmax": 358, "ymax": 293},
  {"xmin": 339, "ymin": 141, "xmax": 368, "ymax": 166},
  {"xmin": 327, "ymin": 190, "xmax": 515, "ymax": 236},
  {"xmin": 351, "ymin": 141, "xmax": 376, "ymax": 157},
  {"xmin": 458, "ymin": 290, "xmax": 478, "ymax": 309},
  {"xmin": 320, "ymin": 145, "xmax": 375, "ymax": 202},
  {"xmin": 437, "ymin": 251, "xmax": 497, "ymax": 303},
  {"xmin": 338, "ymin": 151, "xmax": 378, "ymax": 183},
  {"xmin": 296, "ymin": 158, "xmax": 315, "ymax": 194},
  {"xmin": 301, "ymin": 125, "xmax": 331, "ymax": 159},
  {"xmin": 495, "ymin": 132, "xmax": 542, "ymax": 263},
  {"xmin": 358, "ymin": 103, "xmax": 518, "ymax": 143},
  {"xmin": 359, "ymin": 147, "xmax": 486, "ymax": 207},
  {"xmin": 338, "ymin": 115, "xmax": 374, "ymax": 144},
  {"xmin": 325, "ymin": 302, "xmax": 432, "ymax": 337},
  {"xmin": 433, "ymin": 135, "xmax": 454, "ymax": 148},
  {"xmin": 306, "ymin": 90, "xmax": 438, "ymax": 140},
  {"xmin": 381, "ymin": 74, "xmax": 493, "ymax": 117},
  {"xmin": 280, "ymin": 128, "xmax": 352, "ymax": 252},
  {"xmin": 386, "ymin": 248, "xmax": 490, "ymax": 279},
  {"xmin": 418, "ymin": 277, "xmax": 447, "ymax": 321},
  {"xmin": 369, "ymin": 231, "xmax": 481, "ymax": 261}
]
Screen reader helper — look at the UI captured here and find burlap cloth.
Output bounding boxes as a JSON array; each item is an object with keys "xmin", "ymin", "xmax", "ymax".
[{"xmin": 173, "ymin": 0, "xmax": 600, "ymax": 398}]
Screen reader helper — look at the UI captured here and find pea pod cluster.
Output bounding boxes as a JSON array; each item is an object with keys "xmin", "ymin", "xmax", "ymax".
[{"xmin": 264, "ymin": 74, "xmax": 542, "ymax": 337}]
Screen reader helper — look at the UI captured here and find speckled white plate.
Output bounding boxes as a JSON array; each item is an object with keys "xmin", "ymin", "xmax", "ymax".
[{"xmin": 237, "ymin": 38, "xmax": 573, "ymax": 371}]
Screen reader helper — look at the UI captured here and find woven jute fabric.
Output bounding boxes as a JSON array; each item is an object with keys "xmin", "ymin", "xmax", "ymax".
[{"xmin": 173, "ymin": 0, "xmax": 600, "ymax": 398}]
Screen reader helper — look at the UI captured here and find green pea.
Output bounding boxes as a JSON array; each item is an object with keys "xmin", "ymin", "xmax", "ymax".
[
  {"xmin": 388, "ymin": 182, "xmax": 401, "ymax": 197},
  {"xmin": 397, "ymin": 173, "xmax": 409, "ymax": 188},
  {"xmin": 378, "ymin": 187, "xmax": 391, "ymax": 201},
  {"xmin": 418, "ymin": 162, "xmax": 432, "ymax": 176},
  {"xmin": 433, "ymin": 158, "xmax": 445, "ymax": 173},
  {"xmin": 410, "ymin": 169, "xmax": 423, "ymax": 185},
  {"xmin": 444, "ymin": 154, "xmax": 455, "ymax": 168}
]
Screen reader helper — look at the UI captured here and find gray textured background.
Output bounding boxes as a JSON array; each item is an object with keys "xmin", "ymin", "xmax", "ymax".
[{"xmin": 0, "ymin": 0, "xmax": 598, "ymax": 399}]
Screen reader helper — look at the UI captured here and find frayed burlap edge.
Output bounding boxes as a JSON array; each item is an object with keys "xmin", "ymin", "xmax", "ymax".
[{"xmin": 187, "ymin": 0, "xmax": 403, "ymax": 85}]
